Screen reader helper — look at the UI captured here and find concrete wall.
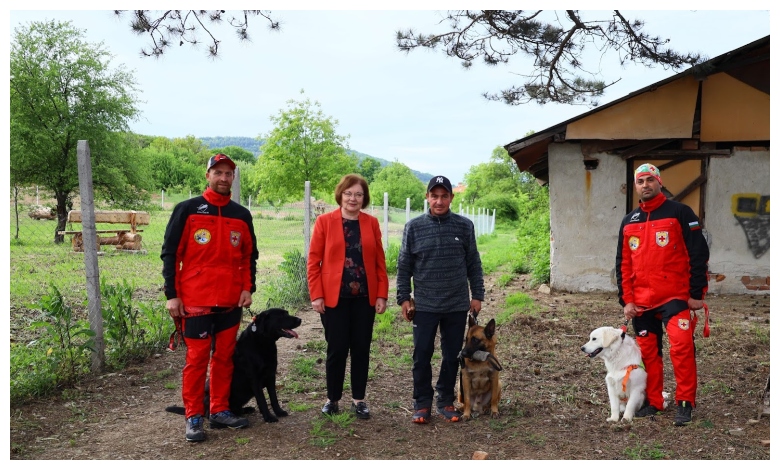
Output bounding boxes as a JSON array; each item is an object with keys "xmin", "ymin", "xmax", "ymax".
[
  {"xmin": 547, "ymin": 144, "xmax": 770, "ymax": 295},
  {"xmin": 548, "ymin": 143, "xmax": 626, "ymax": 292},
  {"xmin": 704, "ymin": 149, "xmax": 770, "ymax": 294}
]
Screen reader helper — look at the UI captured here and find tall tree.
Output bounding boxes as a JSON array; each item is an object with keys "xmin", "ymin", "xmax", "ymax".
[
  {"xmin": 10, "ymin": 20, "xmax": 145, "ymax": 243},
  {"xmin": 369, "ymin": 162, "xmax": 426, "ymax": 210},
  {"xmin": 397, "ymin": 10, "xmax": 703, "ymax": 106},
  {"xmin": 357, "ymin": 157, "xmax": 382, "ymax": 184},
  {"xmin": 254, "ymin": 92, "xmax": 357, "ymax": 206},
  {"xmin": 114, "ymin": 10, "xmax": 281, "ymax": 57}
]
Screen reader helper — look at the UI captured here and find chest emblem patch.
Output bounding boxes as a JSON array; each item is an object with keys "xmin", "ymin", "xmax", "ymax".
[
  {"xmin": 230, "ymin": 231, "xmax": 241, "ymax": 247},
  {"xmin": 628, "ymin": 236, "xmax": 640, "ymax": 251},
  {"xmin": 656, "ymin": 231, "xmax": 669, "ymax": 247},
  {"xmin": 194, "ymin": 229, "xmax": 211, "ymax": 245}
]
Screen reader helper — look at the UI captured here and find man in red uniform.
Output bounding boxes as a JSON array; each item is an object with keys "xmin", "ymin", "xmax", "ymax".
[
  {"xmin": 616, "ymin": 163, "xmax": 709, "ymax": 426},
  {"xmin": 161, "ymin": 154, "xmax": 258, "ymax": 442}
]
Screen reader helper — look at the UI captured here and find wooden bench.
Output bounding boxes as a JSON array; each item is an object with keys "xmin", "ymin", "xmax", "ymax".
[{"xmin": 58, "ymin": 210, "xmax": 150, "ymax": 252}]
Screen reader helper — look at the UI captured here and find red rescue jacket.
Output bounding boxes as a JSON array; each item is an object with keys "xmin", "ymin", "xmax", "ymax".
[{"xmin": 161, "ymin": 187, "xmax": 258, "ymax": 309}]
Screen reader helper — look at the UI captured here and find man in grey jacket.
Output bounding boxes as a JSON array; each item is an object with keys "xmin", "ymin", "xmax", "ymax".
[{"xmin": 397, "ymin": 175, "xmax": 485, "ymax": 424}]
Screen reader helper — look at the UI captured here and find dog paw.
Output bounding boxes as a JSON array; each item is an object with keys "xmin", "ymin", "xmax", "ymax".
[
  {"xmin": 490, "ymin": 411, "xmax": 500, "ymax": 419},
  {"xmin": 607, "ymin": 417, "xmax": 619, "ymax": 423},
  {"xmin": 462, "ymin": 413, "xmax": 472, "ymax": 421},
  {"xmin": 263, "ymin": 415, "xmax": 279, "ymax": 423},
  {"xmin": 274, "ymin": 409, "xmax": 288, "ymax": 417}
]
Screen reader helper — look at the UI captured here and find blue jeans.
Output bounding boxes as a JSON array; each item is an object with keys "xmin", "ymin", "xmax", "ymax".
[{"xmin": 411, "ymin": 309, "xmax": 468, "ymax": 409}]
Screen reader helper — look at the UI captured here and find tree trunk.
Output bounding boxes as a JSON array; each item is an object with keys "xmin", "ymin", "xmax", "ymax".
[{"xmin": 54, "ymin": 191, "xmax": 68, "ymax": 244}]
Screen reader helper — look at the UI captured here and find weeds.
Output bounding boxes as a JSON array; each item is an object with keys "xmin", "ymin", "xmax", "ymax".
[{"xmin": 624, "ymin": 442, "xmax": 668, "ymax": 460}]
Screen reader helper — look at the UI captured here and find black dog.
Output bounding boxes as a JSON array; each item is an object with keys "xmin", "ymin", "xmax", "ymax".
[{"xmin": 166, "ymin": 308, "xmax": 302, "ymax": 423}]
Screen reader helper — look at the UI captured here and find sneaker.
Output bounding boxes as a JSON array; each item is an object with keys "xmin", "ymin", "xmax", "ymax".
[
  {"xmin": 351, "ymin": 401, "xmax": 370, "ymax": 420},
  {"xmin": 674, "ymin": 401, "xmax": 693, "ymax": 426},
  {"xmin": 634, "ymin": 404, "xmax": 661, "ymax": 419},
  {"xmin": 321, "ymin": 400, "xmax": 339, "ymax": 415},
  {"xmin": 412, "ymin": 407, "xmax": 431, "ymax": 424},
  {"xmin": 209, "ymin": 410, "xmax": 249, "ymax": 429},
  {"xmin": 185, "ymin": 415, "xmax": 206, "ymax": 442},
  {"xmin": 437, "ymin": 405, "xmax": 462, "ymax": 422}
]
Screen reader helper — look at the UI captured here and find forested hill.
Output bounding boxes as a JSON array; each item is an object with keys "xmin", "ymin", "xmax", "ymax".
[{"xmin": 199, "ymin": 136, "xmax": 434, "ymax": 183}]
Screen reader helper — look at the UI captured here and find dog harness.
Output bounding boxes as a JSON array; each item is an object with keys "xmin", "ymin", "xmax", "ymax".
[{"xmin": 621, "ymin": 363, "xmax": 645, "ymax": 397}]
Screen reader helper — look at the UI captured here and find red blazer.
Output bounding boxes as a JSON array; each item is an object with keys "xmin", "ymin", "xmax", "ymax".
[{"xmin": 307, "ymin": 208, "xmax": 389, "ymax": 308}]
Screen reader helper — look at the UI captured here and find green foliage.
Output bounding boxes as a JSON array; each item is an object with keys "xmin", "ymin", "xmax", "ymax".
[
  {"xmin": 13, "ymin": 285, "xmax": 95, "ymax": 402},
  {"xmin": 474, "ymin": 193, "xmax": 520, "ymax": 221},
  {"xmin": 254, "ymin": 91, "xmax": 358, "ymax": 205},
  {"xmin": 10, "ymin": 20, "xmax": 146, "ymax": 241},
  {"xmin": 497, "ymin": 292, "xmax": 538, "ymax": 324},
  {"xmin": 265, "ymin": 249, "xmax": 310, "ymax": 311},
  {"xmin": 384, "ymin": 242, "xmax": 400, "ymax": 275},
  {"xmin": 357, "ymin": 157, "xmax": 382, "ymax": 184},
  {"xmin": 100, "ymin": 279, "xmax": 169, "ymax": 367},
  {"xmin": 624, "ymin": 442, "xmax": 668, "ymax": 460},
  {"xmin": 369, "ymin": 162, "xmax": 427, "ymax": 210},
  {"xmin": 514, "ymin": 185, "xmax": 551, "ymax": 286}
]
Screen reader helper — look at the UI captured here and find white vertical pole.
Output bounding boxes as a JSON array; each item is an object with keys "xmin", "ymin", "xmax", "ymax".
[
  {"xmin": 161, "ymin": 190, "xmax": 164, "ymax": 209},
  {"xmin": 304, "ymin": 181, "xmax": 311, "ymax": 258},
  {"xmin": 383, "ymin": 192, "xmax": 389, "ymax": 251},
  {"xmin": 36, "ymin": 186, "xmax": 39, "ymax": 205},
  {"xmin": 406, "ymin": 198, "xmax": 411, "ymax": 222}
]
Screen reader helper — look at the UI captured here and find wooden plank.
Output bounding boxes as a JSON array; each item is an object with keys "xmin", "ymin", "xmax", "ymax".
[
  {"xmin": 58, "ymin": 230, "xmax": 144, "ymax": 235},
  {"xmin": 67, "ymin": 210, "xmax": 150, "ymax": 225}
]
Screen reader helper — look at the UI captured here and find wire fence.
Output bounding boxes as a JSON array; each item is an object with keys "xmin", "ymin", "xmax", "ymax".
[{"xmin": 9, "ymin": 184, "xmax": 494, "ymax": 315}]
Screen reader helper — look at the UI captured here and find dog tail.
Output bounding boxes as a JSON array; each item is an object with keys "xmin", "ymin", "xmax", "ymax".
[{"xmin": 165, "ymin": 405, "xmax": 186, "ymax": 415}]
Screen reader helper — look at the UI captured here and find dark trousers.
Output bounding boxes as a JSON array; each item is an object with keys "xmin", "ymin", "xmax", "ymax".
[
  {"xmin": 320, "ymin": 296, "xmax": 376, "ymax": 402},
  {"xmin": 411, "ymin": 309, "xmax": 468, "ymax": 409}
]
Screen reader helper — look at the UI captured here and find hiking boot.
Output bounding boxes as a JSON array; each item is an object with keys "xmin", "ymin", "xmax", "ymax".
[
  {"xmin": 185, "ymin": 415, "xmax": 206, "ymax": 442},
  {"xmin": 674, "ymin": 401, "xmax": 693, "ymax": 426},
  {"xmin": 412, "ymin": 408, "xmax": 431, "ymax": 424},
  {"xmin": 351, "ymin": 401, "xmax": 371, "ymax": 420},
  {"xmin": 634, "ymin": 404, "xmax": 661, "ymax": 419},
  {"xmin": 209, "ymin": 410, "xmax": 249, "ymax": 429},
  {"xmin": 322, "ymin": 400, "xmax": 339, "ymax": 415},
  {"xmin": 437, "ymin": 405, "xmax": 462, "ymax": 422}
]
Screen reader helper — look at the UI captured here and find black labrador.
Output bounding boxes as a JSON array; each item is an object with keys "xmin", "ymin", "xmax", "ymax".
[{"xmin": 166, "ymin": 307, "xmax": 302, "ymax": 423}]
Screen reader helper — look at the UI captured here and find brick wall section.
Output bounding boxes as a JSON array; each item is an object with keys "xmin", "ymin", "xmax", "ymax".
[{"xmin": 741, "ymin": 276, "xmax": 770, "ymax": 291}]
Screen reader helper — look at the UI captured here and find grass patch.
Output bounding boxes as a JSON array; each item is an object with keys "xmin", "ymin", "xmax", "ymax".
[
  {"xmin": 496, "ymin": 292, "xmax": 538, "ymax": 324},
  {"xmin": 624, "ymin": 442, "xmax": 668, "ymax": 460}
]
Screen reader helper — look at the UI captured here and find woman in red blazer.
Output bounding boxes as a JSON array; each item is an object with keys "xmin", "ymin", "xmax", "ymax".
[{"xmin": 307, "ymin": 174, "xmax": 389, "ymax": 419}]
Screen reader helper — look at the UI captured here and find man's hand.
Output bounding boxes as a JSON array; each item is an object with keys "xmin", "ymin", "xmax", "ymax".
[
  {"xmin": 238, "ymin": 290, "xmax": 252, "ymax": 308},
  {"xmin": 470, "ymin": 299, "xmax": 482, "ymax": 317},
  {"xmin": 623, "ymin": 302, "xmax": 639, "ymax": 321},
  {"xmin": 166, "ymin": 297, "xmax": 185, "ymax": 318},
  {"xmin": 688, "ymin": 298, "xmax": 704, "ymax": 311},
  {"xmin": 401, "ymin": 300, "xmax": 413, "ymax": 322}
]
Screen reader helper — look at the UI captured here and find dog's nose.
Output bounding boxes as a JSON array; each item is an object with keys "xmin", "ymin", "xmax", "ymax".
[{"xmin": 580, "ymin": 346, "xmax": 586, "ymax": 352}]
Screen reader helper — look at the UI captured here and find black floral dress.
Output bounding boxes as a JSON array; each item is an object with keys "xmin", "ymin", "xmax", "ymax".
[{"xmin": 339, "ymin": 218, "xmax": 368, "ymax": 298}]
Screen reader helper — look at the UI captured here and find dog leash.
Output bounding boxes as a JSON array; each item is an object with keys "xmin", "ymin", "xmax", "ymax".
[{"xmin": 694, "ymin": 303, "xmax": 710, "ymax": 338}]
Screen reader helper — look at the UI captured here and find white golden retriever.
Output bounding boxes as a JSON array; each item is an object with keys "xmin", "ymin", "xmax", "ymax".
[{"xmin": 581, "ymin": 326, "xmax": 647, "ymax": 423}]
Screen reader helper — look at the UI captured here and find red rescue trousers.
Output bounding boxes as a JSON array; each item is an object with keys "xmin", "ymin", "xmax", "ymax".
[
  {"xmin": 635, "ymin": 308, "xmax": 697, "ymax": 409},
  {"xmin": 181, "ymin": 314, "xmax": 240, "ymax": 418}
]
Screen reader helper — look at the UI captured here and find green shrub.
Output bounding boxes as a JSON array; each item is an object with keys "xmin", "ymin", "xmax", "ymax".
[
  {"xmin": 265, "ymin": 249, "xmax": 310, "ymax": 311},
  {"xmin": 474, "ymin": 193, "xmax": 521, "ymax": 221},
  {"xmin": 384, "ymin": 242, "xmax": 400, "ymax": 275}
]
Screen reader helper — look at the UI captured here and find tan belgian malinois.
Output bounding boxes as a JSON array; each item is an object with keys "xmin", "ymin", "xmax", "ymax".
[{"xmin": 456, "ymin": 314, "xmax": 502, "ymax": 420}]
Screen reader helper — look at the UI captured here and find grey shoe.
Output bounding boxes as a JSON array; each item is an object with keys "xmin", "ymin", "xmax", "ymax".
[
  {"xmin": 209, "ymin": 410, "xmax": 249, "ymax": 429},
  {"xmin": 185, "ymin": 415, "xmax": 206, "ymax": 442},
  {"xmin": 674, "ymin": 401, "xmax": 693, "ymax": 426}
]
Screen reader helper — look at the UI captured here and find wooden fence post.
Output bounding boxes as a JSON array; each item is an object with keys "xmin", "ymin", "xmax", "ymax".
[{"xmin": 76, "ymin": 140, "xmax": 105, "ymax": 372}]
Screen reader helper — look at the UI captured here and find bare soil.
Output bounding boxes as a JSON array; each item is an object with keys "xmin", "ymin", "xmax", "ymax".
[{"xmin": 9, "ymin": 273, "xmax": 771, "ymax": 460}]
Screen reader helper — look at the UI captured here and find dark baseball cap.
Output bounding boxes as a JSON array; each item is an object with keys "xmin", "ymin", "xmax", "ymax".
[
  {"xmin": 206, "ymin": 153, "xmax": 236, "ymax": 171},
  {"xmin": 427, "ymin": 175, "xmax": 453, "ymax": 193}
]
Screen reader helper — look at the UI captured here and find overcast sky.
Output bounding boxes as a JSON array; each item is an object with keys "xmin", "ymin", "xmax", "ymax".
[{"xmin": 7, "ymin": 7, "xmax": 772, "ymax": 185}]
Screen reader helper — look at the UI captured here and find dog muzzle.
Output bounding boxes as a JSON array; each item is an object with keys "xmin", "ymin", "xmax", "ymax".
[{"xmin": 582, "ymin": 347, "xmax": 603, "ymax": 358}]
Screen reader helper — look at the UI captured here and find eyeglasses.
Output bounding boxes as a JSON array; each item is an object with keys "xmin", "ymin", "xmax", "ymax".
[{"xmin": 343, "ymin": 191, "xmax": 364, "ymax": 199}]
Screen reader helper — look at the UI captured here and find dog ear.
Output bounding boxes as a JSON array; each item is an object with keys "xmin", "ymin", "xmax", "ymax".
[
  {"xmin": 484, "ymin": 319, "xmax": 496, "ymax": 339},
  {"xmin": 468, "ymin": 314, "xmax": 477, "ymax": 328},
  {"xmin": 602, "ymin": 328, "xmax": 619, "ymax": 348}
]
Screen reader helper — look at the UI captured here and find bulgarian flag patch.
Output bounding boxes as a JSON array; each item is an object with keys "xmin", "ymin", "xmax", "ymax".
[{"xmin": 689, "ymin": 221, "xmax": 701, "ymax": 230}]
